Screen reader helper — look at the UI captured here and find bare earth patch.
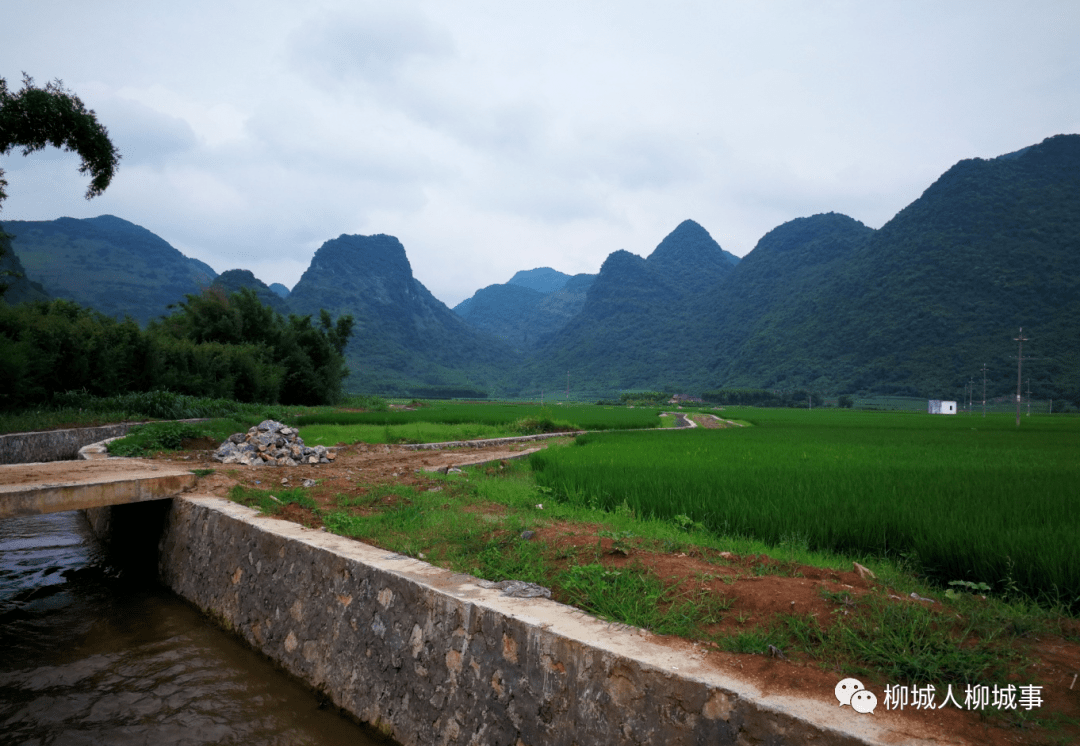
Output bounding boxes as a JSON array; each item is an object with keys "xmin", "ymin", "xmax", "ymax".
[{"xmin": 158, "ymin": 440, "xmax": 1080, "ymax": 746}]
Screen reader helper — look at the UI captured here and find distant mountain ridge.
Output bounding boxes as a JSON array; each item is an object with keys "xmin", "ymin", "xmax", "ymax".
[
  {"xmin": 211, "ymin": 269, "xmax": 290, "ymax": 314},
  {"xmin": 4, "ymin": 134, "xmax": 1078, "ymax": 403},
  {"xmin": 507, "ymin": 267, "xmax": 572, "ymax": 293},
  {"xmin": 2, "ymin": 214, "xmax": 217, "ymax": 325}
]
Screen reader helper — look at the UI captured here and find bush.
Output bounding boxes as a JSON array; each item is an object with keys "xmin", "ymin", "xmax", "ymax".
[
  {"xmin": 513, "ymin": 415, "xmax": 577, "ymax": 435},
  {"xmin": 107, "ymin": 421, "xmax": 208, "ymax": 457}
]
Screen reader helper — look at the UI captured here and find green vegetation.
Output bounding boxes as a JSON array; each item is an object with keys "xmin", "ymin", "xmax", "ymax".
[
  {"xmin": 226, "ymin": 454, "xmax": 1071, "ymax": 706},
  {"xmin": 701, "ymin": 388, "xmax": 823, "ymax": 407},
  {"xmin": 228, "ymin": 484, "xmax": 318, "ymax": 516},
  {"xmin": 530, "ymin": 408, "xmax": 1080, "ymax": 610},
  {"xmin": 293, "ymin": 401, "xmax": 662, "ymax": 431},
  {"xmin": 0, "ymin": 286, "xmax": 353, "ymax": 411},
  {"xmin": 107, "ymin": 421, "xmax": 212, "ymax": 457},
  {"xmin": 0, "ymin": 74, "xmax": 121, "ymax": 211},
  {"xmin": 301, "ymin": 421, "xmax": 511, "ymax": 446},
  {"xmin": 295, "ymin": 401, "xmax": 655, "ymax": 444}
]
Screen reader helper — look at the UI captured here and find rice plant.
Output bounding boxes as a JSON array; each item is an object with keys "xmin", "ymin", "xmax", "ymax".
[{"xmin": 529, "ymin": 409, "xmax": 1080, "ymax": 610}]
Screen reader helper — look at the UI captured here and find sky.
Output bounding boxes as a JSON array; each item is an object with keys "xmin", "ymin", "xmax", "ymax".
[{"xmin": 2, "ymin": 1, "xmax": 1078, "ymax": 307}]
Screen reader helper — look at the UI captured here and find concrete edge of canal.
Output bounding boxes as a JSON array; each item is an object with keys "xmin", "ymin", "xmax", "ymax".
[{"xmin": 146, "ymin": 494, "xmax": 935, "ymax": 746}]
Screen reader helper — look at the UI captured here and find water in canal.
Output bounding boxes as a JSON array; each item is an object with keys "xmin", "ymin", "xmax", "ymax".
[{"xmin": 0, "ymin": 510, "xmax": 386, "ymax": 745}]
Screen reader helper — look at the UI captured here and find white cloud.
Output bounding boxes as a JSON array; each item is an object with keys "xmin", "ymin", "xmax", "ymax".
[{"xmin": 2, "ymin": 0, "xmax": 1078, "ymax": 304}]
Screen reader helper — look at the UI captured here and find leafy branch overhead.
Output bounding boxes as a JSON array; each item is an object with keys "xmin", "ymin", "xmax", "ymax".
[{"xmin": 0, "ymin": 73, "xmax": 121, "ymax": 209}]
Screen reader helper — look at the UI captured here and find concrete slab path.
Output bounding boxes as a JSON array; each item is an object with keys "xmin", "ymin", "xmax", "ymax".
[{"xmin": 0, "ymin": 459, "xmax": 196, "ymax": 519}]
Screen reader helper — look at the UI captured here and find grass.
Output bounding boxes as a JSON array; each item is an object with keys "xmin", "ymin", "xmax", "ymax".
[
  {"xmin": 227, "ymin": 484, "xmax": 318, "ymax": 516},
  {"xmin": 300, "ymin": 421, "xmax": 517, "ymax": 446},
  {"xmin": 529, "ymin": 408, "xmax": 1080, "ymax": 610},
  {"xmin": 220, "ymin": 454, "xmax": 1075, "ymax": 709},
  {"xmin": 292, "ymin": 401, "xmax": 663, "ymax": 431},
  {"xmin": 106, "ymin": 417, "xmax": 264, "ymax": 457}
]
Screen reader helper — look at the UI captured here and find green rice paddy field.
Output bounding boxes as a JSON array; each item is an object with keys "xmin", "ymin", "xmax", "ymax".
[
  {"xmin": 294, "ymin": 402, "xmax": 663, "ymax": 445},
  {"xmin": 529, "ymin": 408, "xmax": 1080, "ymax": 611}
]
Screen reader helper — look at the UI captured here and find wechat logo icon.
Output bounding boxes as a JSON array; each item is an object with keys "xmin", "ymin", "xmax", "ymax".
[{"xmin": 835, "ymin": 678, "xmax": 877, "ymax": 714}]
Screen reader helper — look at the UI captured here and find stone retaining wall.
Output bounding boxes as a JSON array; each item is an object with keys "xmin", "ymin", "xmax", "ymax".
[
  {"xmin": 1, "ymin": 423, "xmax": 137, "ymax": 464},
  {"xmin": 1, "ymin": 419, "xmax": 208, "ymax": 464},
  {"xmin": 156, "ymin": 495, "xmax": 893, "ymax": 746}
]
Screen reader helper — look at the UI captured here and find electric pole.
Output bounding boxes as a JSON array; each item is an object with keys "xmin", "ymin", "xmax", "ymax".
[
  {"xmin": 1014, "ymin": 328, "xmax": 1028, "ymax": 427},
  {"xmin": 981, "ymin": 363, "xmax": 988, "ymax": 417}
]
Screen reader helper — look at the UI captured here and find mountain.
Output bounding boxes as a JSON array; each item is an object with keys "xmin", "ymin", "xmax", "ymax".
[
  {"xmin": 0, "ymin": 226, "xmax": 50, "ymax": 304},
  {"xmin": 703, "ymin": 212, "xmax": 876, "ymax": 391},
  {"xmin": 453, "ymin": 270, "xmax": 595, "ymax": 351},
  {"xmin": 268, "ymin": 282, "xmax": 290, "ymax": 299},
  {"xmin": 704, "ymin": 134, "xmax": 1080, "ymax": 399},
  {"xmin": 512, "ymin": 220, "xmax": 738, "ymax": 395},
  {"xmin": 454, "ymin": 283, "xmax": 547, "ymax": 349},
  {"xmin": 211, "ymin": 269, "xmax": 290, "ymax": 314},
  {"xmin": 492, "ymin": 137, "xmax": 1079, "ymax": 402},
  {"xmin": 646, "ymin": 219, "xmax": 740, "ymax": 296},
  {"xmin": 3, "ymin": 135, "xmax": 1077, "ymax": 403},
  {"xmin": 287, "ymin": 233, "xmax": 520, "ymax": 394},
  {"xmin": 2, "ymin": 215, "xmax": 216, "ymax": 324},
  {"xmin": 507, "ymin": 267, "xmax": 571, "ymax": 293}
]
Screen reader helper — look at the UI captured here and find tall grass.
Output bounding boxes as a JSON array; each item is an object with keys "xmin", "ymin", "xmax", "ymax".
[{"xmin": 530, "ymin": 409, "xmax": 1080, "ymax": 610}]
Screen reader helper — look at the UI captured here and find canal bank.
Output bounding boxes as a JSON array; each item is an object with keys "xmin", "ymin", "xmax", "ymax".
[
  {"xmin": 3, "ymin": 426, "xmax": 947, "ymax": 745},
  {"xmin": 152, "ymin": 493, "xmax": 930, "ymax": 746}
]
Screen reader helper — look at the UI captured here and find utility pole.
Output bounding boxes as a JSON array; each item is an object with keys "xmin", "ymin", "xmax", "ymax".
[
  {"xmin": 566, "ymin": 371, "xmax": 570, "ymax": 404},
  {"xmin": 1014, "ymin": 328, "xmax": 1028, "ymax": 427},
  {"xmin": 1026, "ymin": 378, "xmax": 1031, "ymax": 417},
  {"xmin": 981, "ymin": 363, "xmax": 988, "ymax": 417}
]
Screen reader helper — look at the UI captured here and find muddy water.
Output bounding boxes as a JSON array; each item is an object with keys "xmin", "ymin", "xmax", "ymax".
[{"xmin": 0, "ymin": 510, "xmax": 386, "ymax": 745}]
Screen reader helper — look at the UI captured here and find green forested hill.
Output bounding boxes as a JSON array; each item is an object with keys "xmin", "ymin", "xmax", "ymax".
[
  {"xmin": 211, "ymin": 268, "xmax": 291, "ymax": 315},
  {"xmin": 507, "ymin": 267, "xmax": 572, "ymax": 293},
  {"xmin": 0, "ymin": 225, "xmax": 50, "ymax": 304},
  {"xmin": 2, "ymin": 135, "xmax": 1077, "ymax": 403},
  {"xmin": 3, "ymin": 214, "xmax": 216, "ymax": 324},
  {"xmin": 287, "ymin": 233, "xmax": 521, "ymax": 395},
  {"xmin": 514, "ymin": 220, "xmax": 736, "ymax": 396},
  {"xmin": 492, "ymin": 135, "xmax": 1080, "ymax": 403},
  {"xmin": 703, "ymin": 212, "xmax": 877, "ymax": 390},
  {"xmin": 453, "ymin": 271, "xmax": 595, "ymax": 351},
  {"xmin": 703, "ymin": 134, "xmax": 1080, "ymax": 400},
  {"xmin": 454, "ymin": 283, "xmax": 548, "ymax": 350}
]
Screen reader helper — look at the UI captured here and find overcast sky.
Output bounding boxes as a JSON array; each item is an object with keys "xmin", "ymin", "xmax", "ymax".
[{"xmin": 3, "ymin": 1, "xmax": 1078, "ymax": 306}]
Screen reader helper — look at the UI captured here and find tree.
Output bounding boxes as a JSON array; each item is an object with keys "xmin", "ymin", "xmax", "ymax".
[
  {"xmin": 0, "ymin": 73, "xmax": 121, "ymax": 210},
  {"xmin": 1, "ymin": 74, "xmax": 121, "ymax": 298}
]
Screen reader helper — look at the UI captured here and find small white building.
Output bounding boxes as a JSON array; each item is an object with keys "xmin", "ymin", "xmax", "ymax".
[{"xmin": 928, "ymin": 400, "xmax": 957, "ymax": 415}]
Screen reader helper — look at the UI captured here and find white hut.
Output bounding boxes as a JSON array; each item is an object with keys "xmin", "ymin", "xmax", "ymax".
[{"xmin": 928, "ymin": 400, "xmax": 957, "ymax": 414}]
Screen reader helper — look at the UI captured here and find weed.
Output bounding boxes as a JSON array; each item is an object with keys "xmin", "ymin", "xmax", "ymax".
[
  {"xmin": 227, "ymin": 485, "xmax": 317, "ymax": 516},
  {"xmin": 945, "ymin": 580, "xmax": 991, "ymax": 601},
  {"xmin": 108, "ymin": 421, "xmax": 207, "ymax": 456},
  {"xmin": 190, "ymin": 468, "xmax": 214, "ymax": 477}
]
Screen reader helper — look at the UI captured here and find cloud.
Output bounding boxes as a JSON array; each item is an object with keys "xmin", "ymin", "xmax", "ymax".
[
  {"xmin": 289, "ymin": 7, "xmax": 454, "ymax": 87},
  {"xmin": 92, "ymin": 96, "xmax": 199, "ymax": 167}
]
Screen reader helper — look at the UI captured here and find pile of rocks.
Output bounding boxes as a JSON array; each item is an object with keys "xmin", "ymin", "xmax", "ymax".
[{"xmin": 213, "ymin": 420, "xmax": 335, "ymax": 466}]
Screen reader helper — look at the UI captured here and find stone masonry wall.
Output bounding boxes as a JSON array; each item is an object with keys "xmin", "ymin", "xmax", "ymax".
[
  {"xmin": 1, "ymin": 423, "xmax": 136, "ymax": 464},
  {"xmin": 158, "ymin": 495, "xmax": 876, "ymax": 746},
  {"xmin": 1, "ymin": 418, "xmax": 208, "ymax": 464}
]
